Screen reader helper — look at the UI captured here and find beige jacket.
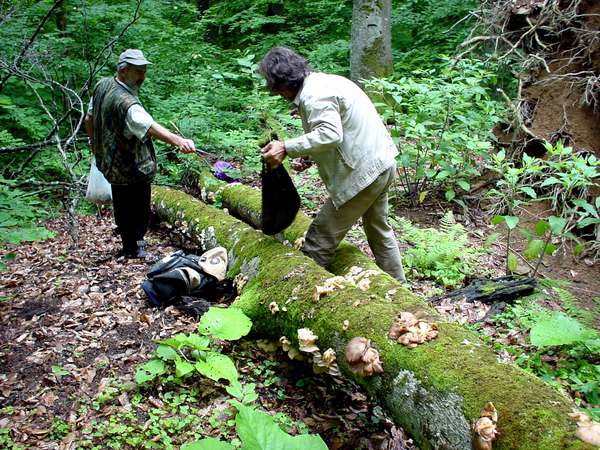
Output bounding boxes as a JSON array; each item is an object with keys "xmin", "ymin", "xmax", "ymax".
[{"xmin": 284, "ymin": 72, "xmax": 398, "ymax": 208}]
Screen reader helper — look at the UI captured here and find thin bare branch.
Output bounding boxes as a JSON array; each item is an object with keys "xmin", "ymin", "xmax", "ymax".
[{"xmin": 0, "ymin": 0, "xmax": 65, "ymax": 94}]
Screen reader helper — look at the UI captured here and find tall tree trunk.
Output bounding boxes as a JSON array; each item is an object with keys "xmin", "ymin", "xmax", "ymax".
[
  {"xmin": 196, "ymin": 0, "xmax": 210, "ymax": 13},
  {"xmin": 350, "ymin": 0, "xmax": 393, "ymax": 83},
  {"xmin": 151, "ymin": 186, "xmax": 592, "ymax": 450},
  {"xmin": 262, "ymin": 2, "xmax": 284, "ymax": 33},
  {"xmin": 55, "ymin": 0, "xmax": 67, "ymax": 32}
]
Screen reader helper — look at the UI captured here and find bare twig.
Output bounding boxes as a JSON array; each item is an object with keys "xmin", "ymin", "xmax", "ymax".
[{"xmin": 0, "ymin": 0, "xmax": 64, "ymax": 94}]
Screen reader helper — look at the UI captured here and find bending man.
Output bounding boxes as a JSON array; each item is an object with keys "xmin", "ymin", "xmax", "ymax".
[
  {"xmin": 260, "ymin": 47, "xmax": 406, "ymax": 281},
  {"xmin": 84, "ymin": 49, "xmax": 195, "ymax": 259}
]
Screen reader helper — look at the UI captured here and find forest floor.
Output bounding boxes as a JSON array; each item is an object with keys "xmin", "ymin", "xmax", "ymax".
[
  {"xmin": 0, "ymin": 175, "xmax": 598, "ymax": 449},
  {"xmin": 0, "ymin": 214, "xmax": 415, "ymax": 450}
]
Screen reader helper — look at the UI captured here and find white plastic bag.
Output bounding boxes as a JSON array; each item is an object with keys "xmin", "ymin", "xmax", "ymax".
[{"xmin": 85, "ymin": 157, "xmax": 112, "ymax": 204}]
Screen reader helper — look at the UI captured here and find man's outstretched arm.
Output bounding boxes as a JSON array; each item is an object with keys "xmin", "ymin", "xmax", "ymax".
[{"xmin": 148, "ymin": 122, "xmax": 196, "ymax": 153}]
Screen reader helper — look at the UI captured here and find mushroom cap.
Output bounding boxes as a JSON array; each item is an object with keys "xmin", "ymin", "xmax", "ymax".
[{"xmin": 345, "ymin": 337, "xmax": 370, "ymax": 363}]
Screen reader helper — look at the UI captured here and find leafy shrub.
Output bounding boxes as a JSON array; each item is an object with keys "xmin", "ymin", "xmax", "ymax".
[
  {"xmin": 365, "ymin": 59, "xmax": 505, "ymax": 205},
  {"xmin": 0, "ymin": 178, "xmax": 55, "ymax": 272},
  {"xmin": 490, "ymin": 291, "xmax": 600, "ymax": 419},
  {"xmin": 138, "ymin": 307, "xmax": 327, "ymax": 450},
  {"xmin": 136, "ymin": 307, "xmax": 256, "ymax": 401},
  {"xmin": 487, "ymin": 143, "xmax": 599, "ymax": 260}
]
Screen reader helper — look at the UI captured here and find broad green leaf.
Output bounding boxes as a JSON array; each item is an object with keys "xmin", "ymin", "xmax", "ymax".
[
  {"xmin": 544, "ymin": 243, "xmax": 557, "ymax": 255},
  {"xmin": 534, "ymin": 220, "xmax": 550, "ymax": 237},
  {"xmin": 524, "ymin": 239, "xmax": 544, "ymax": 260},
  {"xmin": 156, "ymin": 344, "xmax": 179, "ymax": 361},
  {"xmin": 572, "ymin": 199, "xmax": 598, "ymax": 218},
  {"xmin": 195, "ymin": 352, "xmax": 239, "ymax": 384},
  {"xmin": 225, "ymin": 381, "xmax": 244, "ymax": 399},
  {"xmin": 540, "ymin": 176, "xmax": 561, "ymax": 187},
  {"xmin": 520, "ymin": 186, "xmax": 537, "ymax": 199},
  {"xmin": 495, "ymin": 150, "xmax": 505, "ymax": 162},
  {"xmin": 135, "ymin": 358, "xmax": 167, "ymax": 383},
  {"xmin": 181, "ymin": 438, "xmax": 234, "ymax": 450},
  {"xmin": 577, "ymin": 217, "xmax": 600, "ymax": 228},
  {"xmin": 141, "ymin": 359, "xmax": 166, "ymax": 376},
  {"xmin": 457, "ymin": 180, "xmax": 470, "ymax": 191},
  {"xmin": 234, "ymin": 402, "xmax": 328, "ymax": 450},
  {"xmin": 507, "ymin": 252, "xmax": 518, "ymax": 273},
  {"xmin": 198, "ymin": 307, "xmax": 252, "ymax": 340},
  {"xmin": 175, "ymin": 357, "xmax": 195, "ymax": 378},
  {"xmin": 445, "ymin": 189, "xmax": 455, "ymax": 202},
  {"xmin": 548, "ymin": 216, "xmax": 567, "ymax": 234},
  {"xmin": 504, "ymin": 216, "xmax": 519, "ymax": 230},
  {"xmin": 135, "ymin": 369, "xmax": 156, "ymax": 384},
  {"xmin": 158, "ymin": 333, "xmax": 210, "ymax": 351},
  {"xmin": 530, "ymin": 313, "xmax": 597, "ymax": 347}
]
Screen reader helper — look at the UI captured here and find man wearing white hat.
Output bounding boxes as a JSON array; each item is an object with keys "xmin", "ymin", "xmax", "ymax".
[{"xmin": 84, "ymin": 49, "xmax": 196, "ymax": 259}]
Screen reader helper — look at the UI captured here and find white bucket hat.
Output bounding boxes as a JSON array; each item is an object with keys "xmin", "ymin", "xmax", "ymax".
[{"xmin": 199, "ymin": 247, "xmax": 228, "ymax": 281}]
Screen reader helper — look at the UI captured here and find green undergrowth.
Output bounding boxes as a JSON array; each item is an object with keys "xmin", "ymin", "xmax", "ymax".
[
  {"xmin": 475, "ymin": 280, "xmax": 600, "ymax": 421},
  {"xmin": 0, "ymin": 177, "xmax": 56, "ymax": 271},
  {"xmin": 392, "ymin": 211, "xmax": 489, "ymax": 288},
  {"xmin": 77, "ymin": 307, "xmax": 326, "ymax": 450}
]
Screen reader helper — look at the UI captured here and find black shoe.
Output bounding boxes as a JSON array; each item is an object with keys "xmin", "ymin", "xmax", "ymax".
[{"xmin": 118, "ymin": 241, "xmax": 152, "ymax": 260}]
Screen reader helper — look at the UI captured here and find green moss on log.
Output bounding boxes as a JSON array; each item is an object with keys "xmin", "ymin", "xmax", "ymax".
[
  {"xmin": 197, "ymin": 171, "xmax": 384, "ymax": 273},
  {"xmin": 152, "ymin": 186, "xmax": 590, "ymax": 450}
]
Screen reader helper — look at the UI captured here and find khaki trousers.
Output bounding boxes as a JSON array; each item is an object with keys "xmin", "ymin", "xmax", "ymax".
[{"xmin": 302, "ymin": 165, "xmax": 406, "ymax": 281}]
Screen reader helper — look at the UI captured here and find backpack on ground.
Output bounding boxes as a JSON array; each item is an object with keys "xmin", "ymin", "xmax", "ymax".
[{"xmin": 142, "ymin": 247, "xmax": 228, "ymax": 307}]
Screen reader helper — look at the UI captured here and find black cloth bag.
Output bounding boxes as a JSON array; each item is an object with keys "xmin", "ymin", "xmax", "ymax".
[{"xmin": 261, "ymin": 160, "xmax": 300, "ymax": 235}]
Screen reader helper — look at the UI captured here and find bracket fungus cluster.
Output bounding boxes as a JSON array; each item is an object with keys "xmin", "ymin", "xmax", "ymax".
[
  {"xmin": 313, "ymin": 266, "xmax": 381, "ymax": 301},
  {"xmin": 345, "ymin": 337, "xmax": 384, "ymax": 377},
  {"xmin": 388, "ymin": 312, "xmax": 439, "ymax": 348},
  {"xmin": 279, "ymin": 329, "xmax": 341, "ymax": 377},
  {"xmin": 233, "ymin": 273, "xmax": 248, "ymax": 292},
  {"xmin": 297, "ymin": 328, "xmax": 341, "ymax": 377},
  {"xmin": 473, "ymin": 402, "xmax": 499, "ymax": 450},
  {"xmin": 279, "ymin": 336, "xmax": 302, "ymax": 361}
]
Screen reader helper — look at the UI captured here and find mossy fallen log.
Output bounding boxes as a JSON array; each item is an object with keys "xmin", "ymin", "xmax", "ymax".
[
  {"xmin": 152, "ymin": 186, "xmax": 590, "ymax": 450},
  {"xmin": 197, "ymin": 170, "xmax": 396, "ymax": 281}
]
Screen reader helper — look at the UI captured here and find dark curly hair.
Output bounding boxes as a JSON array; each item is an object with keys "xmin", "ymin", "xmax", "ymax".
[{"xmin": 259, "ymin": 47, "xmax": 311, "ymax": 94}]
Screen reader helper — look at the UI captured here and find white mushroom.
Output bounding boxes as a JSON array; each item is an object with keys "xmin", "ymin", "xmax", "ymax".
[
  {"xmin": 298, "ymin": 328, "xmax": 319, "ymax": 353},
  {"xmin": 570, "ymin": 411, "xmax": 600, "ymax": 446},
  {"xmin": 269, "ymin": 301, "xmax": 280, "ymax": 314}
]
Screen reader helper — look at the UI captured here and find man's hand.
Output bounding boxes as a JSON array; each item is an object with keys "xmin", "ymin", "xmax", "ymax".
[
  {"xmin": 176, "ymin": 137, "xmax": 196, "ymax": 154},
  {"xmin": 261, "ymin": 140, "xmax": 286, "ymax": 168}
]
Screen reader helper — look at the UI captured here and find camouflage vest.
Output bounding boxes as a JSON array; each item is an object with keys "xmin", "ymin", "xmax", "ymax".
[{"xmin": 92, "ymin": 77, "xmax": 156, "ymax": 185}]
